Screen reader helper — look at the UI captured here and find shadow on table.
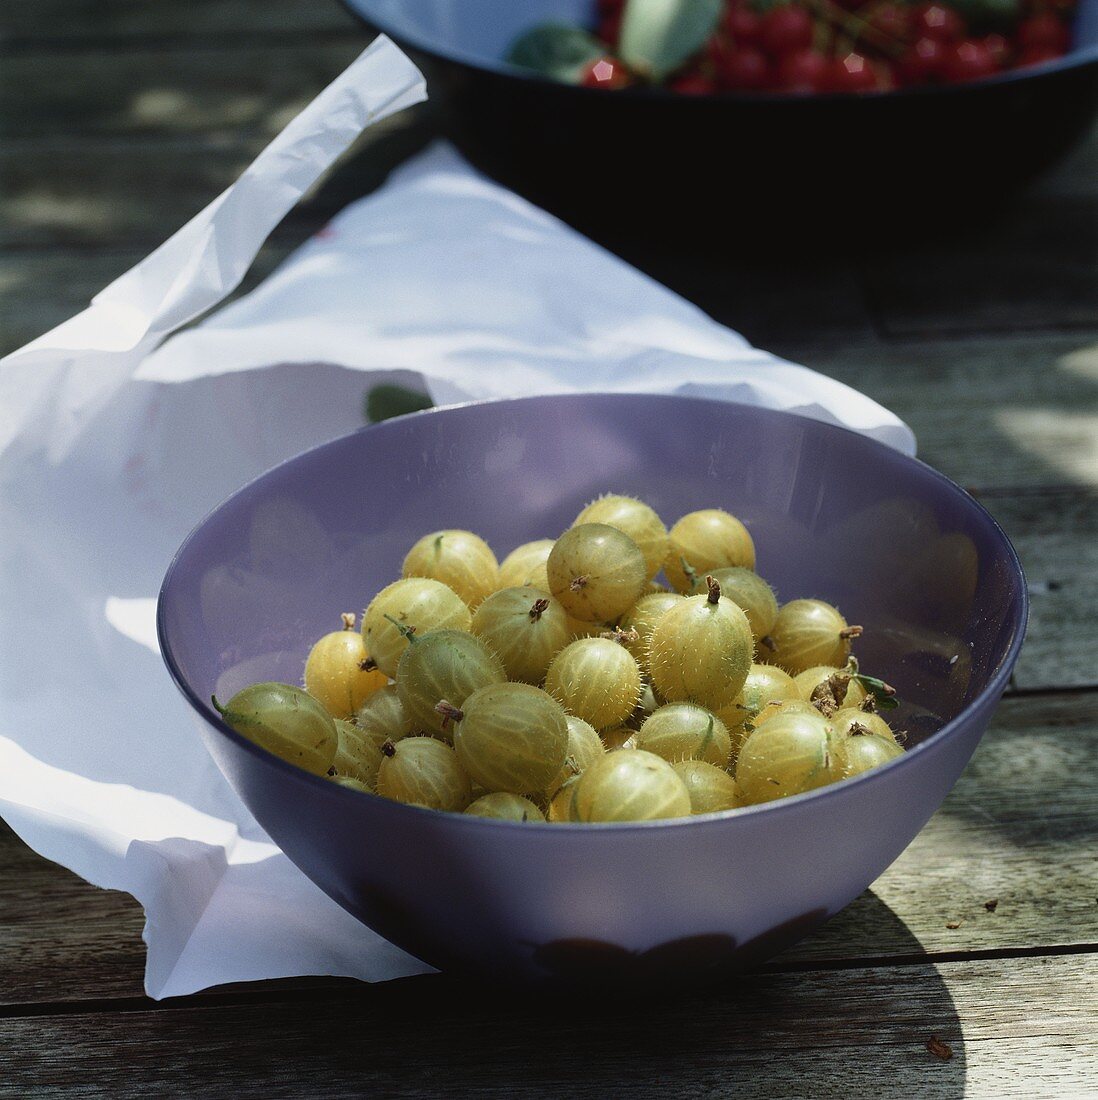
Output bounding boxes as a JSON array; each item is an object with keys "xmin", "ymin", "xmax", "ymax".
[{"xmin": 265, "ymin": 892, "xmax": 965, "ymax": 1098}]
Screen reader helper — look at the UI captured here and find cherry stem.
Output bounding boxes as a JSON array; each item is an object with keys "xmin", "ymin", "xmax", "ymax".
[
  {"xmin": 341, "ymin": 612, "xmax": 356, "ymax": 631},
  {"xmin": 706, "ymin": 575, "xmax": 721, "ymax": 605},
  {"xmin": 529, "ymin": 598, "xmax": 550, "ymax": 621},
  {"xmin": 840, "ymin": 625, "xmax": 864, "ymax": 640},
  {"xmin": 570, "ymin": 575, "xmax": 589, "ymax": 592},
  {"xmin": 434, "ymin": 699, "xmax": 465, "ymax": 729},
  {"xmin": 382, "ymin": 613, "xmax": 418, "ymax": 643},
  {"xmin": 380, "ymin": 739, "xmax": 397, "ymax": 758}
]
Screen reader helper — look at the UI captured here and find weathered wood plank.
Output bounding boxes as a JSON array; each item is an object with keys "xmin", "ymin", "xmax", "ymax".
[
  {"xmin": 0, "ymin": 104, "xmax": 433, "ymax": 250},
  {"xmin": 0, "ymin": 0, "xmax": 357, "ymax": 45},
  {"xmin": 2, "ymin": 43, "xmax": 363, "ymax": 141},
  {"xmin": 1, "ymin": 953, "xmax": 1094, "ymax": 1098},
  {"xmin": 783, "ymin": 333, "xmax": 1098, "ymax": 493},
  {"xmin": 2, "ymin": 693, "xmax": 1093, "ymax": 1007}
]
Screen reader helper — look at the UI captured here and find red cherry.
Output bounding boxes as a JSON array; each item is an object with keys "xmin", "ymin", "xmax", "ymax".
[
  {"xmin": 1016, "ymin": 13, "xmax": 1070, "ymax": 52},
  {"xmin": 668, "ymin": 73, "xmax": 718, "ymax": 94},
  {"xmin": 1018, "ymin": 43, "xmax": 1066, "ymax": 66},
  {"xmin": 723, "ymin": 4, "xmax": 763, "ymax": 46},
  {"xmin": 717, "ymin": 46, "xmax": 772, "ymax": 90},
  {"xmin": 940, "ymin": 38, "xmax": 999, "ymax": 82},
  {"xmin": 580, "ymin": 57, "xmax": 630, "ymax": 89},
  {"xmin": 868, "ymin": 2, "xmax": 913, "ymax": 41},
  {"xmin": 898, "ymin": 36, "xmax": 947, "ymax": 83},
  {"xmin": 776, "ymin": 48, "xmax": 831, "ymax": 92},
  {"xmin": 829, "ymin": 51, "xmax": 885, "ymax": 91},
  {"xmin": 981, "ymin": 33, "xmax": 1010, "ymax": 65},
  {"xmin": 759, "ymin": 5, "xmax": 815, "ymax": 57},
  {"xmin": 911, "ymin": 3, "xmax": 966, "ymax": 42}
]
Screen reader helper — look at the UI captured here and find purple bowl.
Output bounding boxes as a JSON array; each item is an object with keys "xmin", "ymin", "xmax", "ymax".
[{"xmin": 157, "ymin": 393, "xmax": 1026, "ymax": 985}]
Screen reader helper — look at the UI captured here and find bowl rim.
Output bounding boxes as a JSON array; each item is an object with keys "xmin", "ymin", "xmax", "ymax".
[
  {"xmin": 344, "ymin": 1, "xmax": 1098, "ymax": 102},
  {"xmin": 157, "ymin": 391, "xmax": 1028, "ymax": 834}
]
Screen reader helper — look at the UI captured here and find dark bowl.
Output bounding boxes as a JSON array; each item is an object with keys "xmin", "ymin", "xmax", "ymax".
[
  {"xmin": 344, "ymin": 0, "xmax": 1098, "ymax": 239},
  {"xmin": 158, "ymin": 393, "xmax": 1026, "ymax": 986}
]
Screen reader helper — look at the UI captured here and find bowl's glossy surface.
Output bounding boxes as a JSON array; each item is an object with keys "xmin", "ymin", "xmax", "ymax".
[
  {"xmin": 159, "ymin": 394, "xmax": 1026, "ymax": 984},
  {"xmin": 346, "ymin": 0, "xmax": 1098, "ymax": 237}
]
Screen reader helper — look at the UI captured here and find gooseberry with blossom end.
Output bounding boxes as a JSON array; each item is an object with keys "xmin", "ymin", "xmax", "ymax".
[
  {"xmin": 648, "ymin": 577, "xmax": 754, "ymax": 711},
  {"xmin": 830, "ymin": 728, "xmax": 903, "ymax": 780},
  {"xmin": 470, "ymin": 587, "xmax": 571, "ymax": 684},
  {"xmin": 304, "ymin": 613, "xmax": 387, "ymax": 719},
  {"xmin": 547, "ymin": 523, "xmax": 647, "ymax": 622},
  {"xmin": 708, "ymin": 567, "xmax": 779, "ymax": 641},
  {"xmin": 376, "ymin": 736, "xmax": 472, "ymax": 812},
  {"xmin": 619, "ymin": 591, "xmax": 686, "ymax": 671},
  {"xmin": 735, "ymin": 710, "xmax": 836, "ymax": 805},
  {"xmin": 759, "ymin": 599, "xmax": 861, "ymax": 676}
]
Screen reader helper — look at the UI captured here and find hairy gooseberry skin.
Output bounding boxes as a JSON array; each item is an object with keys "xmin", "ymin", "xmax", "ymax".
[
  {"xmin": 547, "ymin": 715, "xmax": 605, "ymax": 796},
  {"xmin": 672, "ymin": 759, "xmax": 739, "ymax": 814},
  {"xmin": 332, "ymin": 718, "xmax": 384, "ymax": 786},
  {"xmin": 464, "ymin": 792, "xmax": 546, "ymax": 822},
  {"xmin": 793, "ymin": 666, "xmax": 868, "ymax": 710},
  {"xmin": 330, "ymin": 775, "xmax": 372, "ymax": 793},
  {"xmin": 760, "ymin": 599, "xmax": 857, "ymax": 676},
  {"xmin": 620, "ymin": 591, "xmax": 686, "ymax": 670},
  {"xmin": 664, "ymin": 509, "xmax": 756, "ymax": 593},
  {"xmin": 363, "ymin": 578, "xmax": 471, "ymax": 678},
  {"xmin": 498, "ymin": 539, "xmax": 555, "ymax": 590},
  {"xmin": 452, "ymin": 682, "xmax": 569, "ymax": 795},
  {"xmin": 304, "ymin": 624, "xmax": 387, "ymax": 719},
  {"xmin": 572, "ymin": 750, "xmax": 692, "ymax": 822},
  {"xmin": 749, "ymin": 698, "xmax": 821, "ymax": 730},
  {"xmin": 396, "ymin": 630, "xmax": 506, "ymax": 738},
  {"xmin": 831, "ymin": 708, "xmax": 897, "ymax": 743},
  {"xmin": 402, "ymin": 529, "xmax": 499, "ymax": 609},
  {"xmin": 544, "ymin": 637, "xmax": 643, "ymax": 730},
  {"xmin": 707, "ymin": 567, "xmax": 779, "ymax": 641},
  {"xmin": 470, "ymin": 587, "xmax": 572, "ymax": 684},
  {"xmin": 735, "ymin": 711, "xmax": 835, "ymax": 806},
  {"xmin": 355, "ymin": 682, "xmax": 415, "ymax": 740},
  {"xmin": 648, "ymin": 588, "xmax": 754, "ymax": 711},
  {"xmin": 546, "ymin": 523, "xmax": 647, "ymax": 622},
  {"xmin": 215, "ymin": 682, "xmax": 336, "ymax": 776},
  {"xmin": 831, "ymin": 730, "xmax": 903, "ymax": 780},
  {"xmin": 635, "ymin": 703, "xmax": 732, "ymax": 768},
  {"xmin": 573, "ymin": 494, "xmax": 669, "ymax": 580},
  {"xmin": 718, "ymin": 663, "xmax": 802, "ymax": 752},
  {"xmin": 376, "ymin": 736, "xmax": 472, "ymax": 812}
]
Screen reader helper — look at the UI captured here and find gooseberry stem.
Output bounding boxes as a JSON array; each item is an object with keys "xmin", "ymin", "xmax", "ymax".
[
  {"xmin": 341, "ymin": 612, "xmax": 356, "ymax": 631},
  {"xmin": 570, "ymin": 575, "xmax": 589, "ymax": 592},
  {"xmin": 599, "ymin": 626, "xmax": 639, "ymax": 646},
  {"xmin": 434, "ymin": 699, "xmax": 465, "ymax": 729},
  {"xmin": 529, "ymin": 598, "xmax": 550, "ymax": 621},
  {"xmin": 382, "ymin": 613, "xmax": 419, "ymax": 643},
  {"xmin": 840, "ymin": 625, "xmax": 864, "ymax": 640},
  {"xmin": 380, "ymin": 739, "xmax": 397, "ymax": 758},
  {"xmin": 359, "ymin": 656, "xmax": 378, "ymax": 672},
  {"xmin": 706, "ymin": 575, "xmax": 721, "ymax": 605}
]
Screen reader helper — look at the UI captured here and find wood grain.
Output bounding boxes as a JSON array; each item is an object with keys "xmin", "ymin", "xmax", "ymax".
[
  {"xmin": 1, "ymin": 953, "xmax": 1094, "ymax": 1098},
  {"xmin": 1, "ymin": 0, "xmax": 357, "ymax": 45},
  {"xmin": 3, "ymin": 693, "xmax": 1094, "ymax": 1008}
]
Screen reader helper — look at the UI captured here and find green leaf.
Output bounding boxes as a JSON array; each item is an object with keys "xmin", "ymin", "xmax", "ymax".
[
  {"xmin": 506, "ymin": 22, "xmax": 608, "ymax": 83},
  {"xmin": 363, "ymin": 384, "xmax": 433, "ymax": 424},
  {"xmin": 619, "ymin": 0, "xmax": 723, "ymax": 81},
  {"xmin": 853, "ymin": 674, "xmax": 900, "ymax": 711}
]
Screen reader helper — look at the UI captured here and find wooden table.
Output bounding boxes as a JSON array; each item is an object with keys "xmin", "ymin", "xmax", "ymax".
[{"xmin": 2, "ymin": 4, "xmax": 1097, "ymax": 1095}]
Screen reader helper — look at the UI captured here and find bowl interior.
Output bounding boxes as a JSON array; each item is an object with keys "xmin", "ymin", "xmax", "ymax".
[
  {"xmin": 161, "ymin": 394, "xmax": 1025, "ymax": 757},
  {"xmin": 352, "ymin": 0, "xmax": 1098, "ymax": 77}
]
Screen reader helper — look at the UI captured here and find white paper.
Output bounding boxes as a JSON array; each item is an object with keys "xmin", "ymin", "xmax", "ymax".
[{"xmin": 0, "ymin": 38, "xmax": 914, "ymax": 1001}]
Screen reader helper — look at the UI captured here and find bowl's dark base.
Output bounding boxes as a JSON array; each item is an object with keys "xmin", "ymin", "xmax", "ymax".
[
  {"xmin": 414, "ymin": 53, "xmax": 1098, "ymax": 250},
  {"xmin": 356, "ymin": 880, "xmax": 829, "ymax": 990}
]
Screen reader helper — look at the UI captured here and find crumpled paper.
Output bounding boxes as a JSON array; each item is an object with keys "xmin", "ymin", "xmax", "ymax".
[{"xmin": 0, "ymin": 37, "xmax": 914, "ymax": 1000}]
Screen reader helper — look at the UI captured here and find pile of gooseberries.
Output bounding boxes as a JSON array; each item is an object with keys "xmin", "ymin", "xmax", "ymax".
[{"xmin": 214, "ymin": 495, "xmax": 905, "ymax": 823}]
